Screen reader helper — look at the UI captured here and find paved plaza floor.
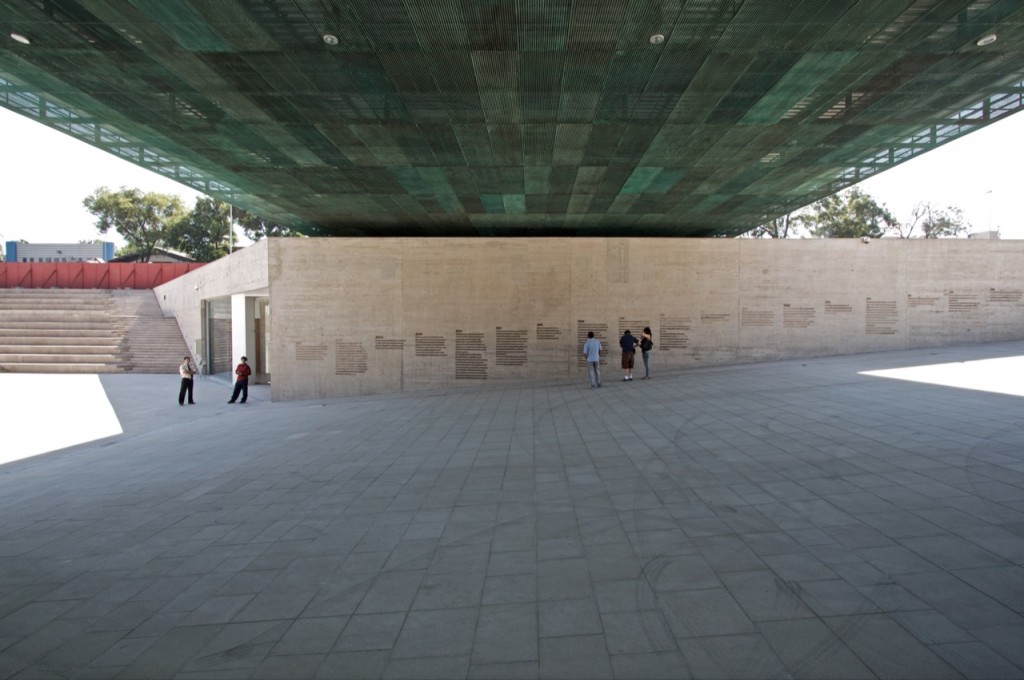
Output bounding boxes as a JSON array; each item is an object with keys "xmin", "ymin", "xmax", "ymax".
[{"xmin": 1, "ymin": 342, "xmax": 1023, "ymax": 679}]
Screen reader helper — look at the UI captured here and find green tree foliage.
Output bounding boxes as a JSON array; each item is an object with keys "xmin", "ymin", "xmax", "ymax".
[
  {"xmin": 233, "ymin": 207, "xmax": 298, "ymax": 241},
  {"xmin": 890, "ymin": 202, "xmax": 970, "ymax": 239},
  {"xmin": 165, "ymin": 197, "xmax": 235, "ymax": 261},
  {"xmin": 798, "ymin": 187, "xmax": 897, "ymax": 239},
  {"xmin": 744, "ymin": 213, "xmax": 800, "ymax": 239},
  {"xmin": 114, "ymin": 244, "xmax": 141, "ymax": 259},
  {"xmin": 83, "ymin": 187, "xmax": 185, "ymax": 262}
]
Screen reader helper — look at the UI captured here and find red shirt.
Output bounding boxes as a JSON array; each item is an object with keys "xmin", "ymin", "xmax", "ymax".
[{"xmin": 235, "ymin": 362, "xmax": 252, "ymax": 381}]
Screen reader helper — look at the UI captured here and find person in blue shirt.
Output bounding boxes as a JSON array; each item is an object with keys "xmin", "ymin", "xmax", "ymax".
[
  {"xmin": 619, "ymin": 329, "xmax": 637, "ymax": 381},
  {"xmin": 582, "ymin": 331, "xmax": 602, "ymax": 388}
]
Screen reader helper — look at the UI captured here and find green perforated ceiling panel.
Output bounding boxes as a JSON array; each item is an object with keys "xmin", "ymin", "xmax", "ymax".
[{"xmin": 1, "ymin": 0, "xmax": 1022, "ymax": 236}]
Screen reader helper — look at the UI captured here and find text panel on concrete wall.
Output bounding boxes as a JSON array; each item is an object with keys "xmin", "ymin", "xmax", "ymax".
[
  {"xmin": 903, "ymin": 241, "xmax": 1024, "ymax": 344},
  {"xmin": 737, "ymin": 240, "xmax": 909, "ymax": 360},
  {"xmin": 268, "ymin": 240, "xmax": 404, "ymax": 399},
  {"xmin": 253, "ymin": 238, "xmax": 1024, "ymax": 400}
]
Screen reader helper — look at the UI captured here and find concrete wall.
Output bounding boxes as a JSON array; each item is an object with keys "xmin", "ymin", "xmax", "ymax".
[
  {"xmin": 154, "ymin": 239, "xmax": 269, "ymax": 366},
  {"xmin": 264, "ymin": 237, "xmax": 1024, "ymax": 400},
  {"xmin": 155, "ymin": 237, "xmax": 1024, "ymax": 400}
]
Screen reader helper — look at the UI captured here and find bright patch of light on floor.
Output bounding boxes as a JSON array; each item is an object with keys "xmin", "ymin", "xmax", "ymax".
[
  {"xmin": 860, "ymin": 355, "xmax": 1024, "ymax": 398},
  {"xmin": 0, "ymin": 374, "xmax": 122, "ymax": 465}
]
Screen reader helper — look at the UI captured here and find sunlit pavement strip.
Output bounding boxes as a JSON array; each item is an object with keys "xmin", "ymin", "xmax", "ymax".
[
  {"xmin": 860, "ymin": 354, "xmax": 1024, "ymax": 398},
  {"xmin": 0, "ymin": 374, "xmax": 122, "ymax": 465}
]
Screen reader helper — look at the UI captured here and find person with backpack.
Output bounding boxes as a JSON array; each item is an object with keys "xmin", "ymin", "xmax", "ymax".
[{"xmin": 619, "ymin": 329, "xmax": 637, "ymax": 381}]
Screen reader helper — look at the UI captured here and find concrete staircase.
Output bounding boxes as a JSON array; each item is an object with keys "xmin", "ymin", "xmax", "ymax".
[
  {"xmin": 111, "ymin": 290, "xmax": 191, "ymax": 373},
  {"xmin": 0, "ymin": 289, "xmax": 188, "ymax": 373}
]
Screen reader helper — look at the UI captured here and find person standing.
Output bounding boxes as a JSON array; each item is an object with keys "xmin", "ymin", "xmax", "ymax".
[
  {"xmin": 619, "ymin": 329, "xmax": 637, "ymax": 381},
  {"xmin": 639, "ymin": 326, "xmax": 654, "ymax": 379},
  {"xmin": 228, "ymin": 356, "xmax": 251, "ymax": 404},
  {"xmin": 582, "ymin": 331, "xmax": 602, "ymax": 388},
  {"xmin": 178, "ymin": 355, "xmax": 196, "ymax": 405}
]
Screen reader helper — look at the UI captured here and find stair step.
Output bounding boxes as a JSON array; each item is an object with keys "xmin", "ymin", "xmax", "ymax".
[
  {"xmin": 0, "ymin": 302, "xmax": 111, "ymax": 310},
  {"xmin": 0, "ymin": 322, "xmax": 126, "ymax": 332},
  {"xmin": 0, "ymin": 345, "xmax": 124, "ymax": 354},
  {"xmin": 0, "ymin": 293, "xmax": 111, "ymax": 300},
  {"xmin": 0, "ymin": 352, "xmax": 129, "ymax": 363},
  {"xmin": 0, "ymin": 363, "xmax": 127, "ymax": 374},
  {"xmin": 0, "ymin": 300, "xmax": 111, "ymax": 304},
  {"xmin": 0, "ymin": 310, "xmax": 117, "ymax": 319},
  {"xmin": 0, "ymin": 289, "xmax": 189, "ymax": 374},
  {"xmin": 0, "ymin": 330, "xmax": 123, "ymax": 339}
]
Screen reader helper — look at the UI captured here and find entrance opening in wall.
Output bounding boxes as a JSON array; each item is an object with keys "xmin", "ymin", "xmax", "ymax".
[
  {"xmin": 255, "ymin": 297, "xmax": 270, "ymax": 384},
  {"xmin": 203, "ymin": 297, "xmax": 232, "ymax": 375}
]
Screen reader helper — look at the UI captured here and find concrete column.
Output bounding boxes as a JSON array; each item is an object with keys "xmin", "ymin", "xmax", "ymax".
[{"xmin": 231, "ymin": 294, "xmax": 255, "ymax": 368}]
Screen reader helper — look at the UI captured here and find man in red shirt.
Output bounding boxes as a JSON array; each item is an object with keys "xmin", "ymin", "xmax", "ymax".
[{"xmin": 228, "ymin": 356, "xmax": 252, "ymax": 404}]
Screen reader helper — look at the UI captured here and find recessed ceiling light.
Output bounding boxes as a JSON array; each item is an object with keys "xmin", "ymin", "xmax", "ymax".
[
  {"xmin": 10, "ymin": 32, "xmax": 31, "ymax": 45},
  {"xmin": 323, "ymin": 34, "xmax": 339, "ymax": 46},
  {"xmin": 977, "ymin": 33, "xmax": 997, "ymax": 46},
  {"xmin": 649, "ymin": 33, "xmax": 665, "ymax": 45}
]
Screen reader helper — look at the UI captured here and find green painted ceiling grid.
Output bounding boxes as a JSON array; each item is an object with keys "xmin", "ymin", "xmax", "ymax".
[
  {"xmin": 127, "ymin": 0, "xmax": 230, "ymax": 51},
  {"xmin": 1, "ymin": 0, "xmax": 1022, "ymax": 236},
  {"xmin": 741, "ymin": 52, "xmax": 860, "ymax": 124}
]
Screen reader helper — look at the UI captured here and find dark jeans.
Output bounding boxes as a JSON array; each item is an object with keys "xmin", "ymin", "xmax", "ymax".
[
  {"xmin": 229, "ymin": 378, "xmax": 248, "ymax": 403},
  {"xmin": 178, "ymin": 378, "xmax": 194, "ymax": 404}
]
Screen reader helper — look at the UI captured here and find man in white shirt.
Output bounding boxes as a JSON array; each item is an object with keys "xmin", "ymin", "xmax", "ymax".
[
  {"xmin": 178, "ymin": 356, "xmax": 196, "ymax": 405},
  {"xmin": 582, "ymin": 331, "xmax": 602, "ymax": 388}
]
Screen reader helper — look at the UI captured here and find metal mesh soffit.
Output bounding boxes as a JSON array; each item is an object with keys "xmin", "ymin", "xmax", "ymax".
[{"xmin": 0, "ymin": 0, "xmax": 1021, "ymax": 237}]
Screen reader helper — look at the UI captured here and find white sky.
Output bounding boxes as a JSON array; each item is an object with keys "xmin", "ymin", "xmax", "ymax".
[
  {"xmin": 856, "ymin": 110, "xmax": 1024, "ymax": 239},
  {"xmin": 0, "ymin": 106, "xmax": 206, "ymax": 249},
  {"xmin": 0, "ymin": 105, "xmax": 1022, "ymax": 246}
]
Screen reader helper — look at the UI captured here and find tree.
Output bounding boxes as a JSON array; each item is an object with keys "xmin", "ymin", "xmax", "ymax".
[
  {"xmin": 83, "ymin": 187, "xmax": 185, "ymax": 262},
  {"xmin": 114, "ymin": 244, "xmax": 140, "ymax": 259},
  {"xmin": 799, "ymin": 187, "xmax": 897, "ymax": 239},
  {"xmin": 165, "ymin": 197, "xmax": 235, "ymax": 261},
  {"xmin": 744, "ymin": 213, "xmax": 801, "ymax": 239},
  {"xmin": 233, "ymin": 207, "xmax": 298, "ymax": 241},
  {"xmin": 889, "ymin": 202, "xmax": 970, "ymax": 239}
]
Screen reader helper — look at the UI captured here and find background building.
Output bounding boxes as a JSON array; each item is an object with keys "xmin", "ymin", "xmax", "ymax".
[{"xmin": 5, "ymin": 241, "xmax": 115, "ymax": 263}]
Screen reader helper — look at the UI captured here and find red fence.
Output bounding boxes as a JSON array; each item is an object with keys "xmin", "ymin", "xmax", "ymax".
[{"xmin": 0, "ymin": 262, "xmax": 204, "ymax": 289}]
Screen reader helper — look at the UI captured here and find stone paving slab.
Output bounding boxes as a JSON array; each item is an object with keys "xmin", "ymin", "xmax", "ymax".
[{"xmin": 1, "ymin": 342, "xmax": 1023, "ymax": 678}]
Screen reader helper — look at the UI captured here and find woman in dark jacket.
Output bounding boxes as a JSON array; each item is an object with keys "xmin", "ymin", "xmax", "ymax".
[{"xmin": 640, "ymin": 326, "xmax": 653, "ymax": 379}]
